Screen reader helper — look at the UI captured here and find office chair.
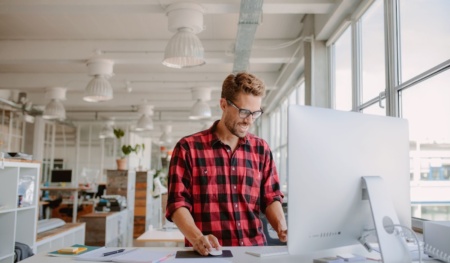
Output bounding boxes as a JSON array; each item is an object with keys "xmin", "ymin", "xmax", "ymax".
[{"xmin": 43, "ymin": 196, "xmax": 63, "ymax": 219}]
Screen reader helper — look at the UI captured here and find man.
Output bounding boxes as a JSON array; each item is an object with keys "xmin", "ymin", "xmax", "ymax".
[{"xmin": 166, "ymin": 72, "xmax": 287, "ymax": 256}]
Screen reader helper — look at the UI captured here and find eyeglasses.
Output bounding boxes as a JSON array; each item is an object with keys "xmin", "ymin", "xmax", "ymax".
[{"xmin": 226, "ymin": 100, "xmax": 263, "ymax": 120}]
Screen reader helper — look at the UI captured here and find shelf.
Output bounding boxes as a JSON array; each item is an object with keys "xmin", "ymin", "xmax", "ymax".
[
  {"xmin": 0, "ymin": 253, "xmax": 14, "ymax": 261},
  {"xmin": 17, "ymin": 206, "xmax": 36, "ymax": 212},
  {"xmin": 0, "ymin": 161, "xmax": 40, "ymax": 262},
  {"xmin": 0, "ymin": 208, "xmax": 16, "ymax": 214}
]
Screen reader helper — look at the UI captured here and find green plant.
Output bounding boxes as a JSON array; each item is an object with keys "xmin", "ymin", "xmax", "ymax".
[
  {"xmin": 114, "ymin": 128, "xmax": 145, "ymax": 158},
  {"xmin": 113, "ymin": 128, "xmax": 125, "ymax": 140},
  {"xmin": 121, "ymin": 143, "xmax": 145, "ymax": 157}
]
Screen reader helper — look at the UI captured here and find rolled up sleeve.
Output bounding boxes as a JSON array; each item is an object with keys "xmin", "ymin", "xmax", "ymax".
[{"xmin": 165, "ymin": 141, "xmax": 193, "ymax": 222}]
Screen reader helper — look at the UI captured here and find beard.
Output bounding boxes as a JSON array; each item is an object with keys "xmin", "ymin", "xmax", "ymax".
[{"xmin": 224, "ymin": 117, "xmax": 250, "ymax": 138}]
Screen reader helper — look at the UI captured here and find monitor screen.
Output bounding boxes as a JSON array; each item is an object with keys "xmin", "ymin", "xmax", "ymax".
[
  {"xmin": 50, "ymin": 169, "xmax": 72, "ymax": 183},
  {"xmin": 287, "ymin": 105, "xmax": 411, "ymax": 256}
]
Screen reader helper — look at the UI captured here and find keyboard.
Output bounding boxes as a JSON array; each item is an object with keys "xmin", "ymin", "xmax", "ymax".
[
  {"xmin": 245, "ymin": 246, "xmax": 288, "ymax": 257},
  {"xmin": 37, "ymin": 218, "xmax": 66, "ymax": 233}
]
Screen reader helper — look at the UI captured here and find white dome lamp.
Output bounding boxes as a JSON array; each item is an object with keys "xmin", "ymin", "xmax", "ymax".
[
  {"xmin": 162, "ymin": 2, "xmax": 205, "ymax": 69},
  {"xmin": 136, "ymin": 104, "xmax": 154, "ymax": 131},
  {"xmin": 42, "ymin": 87, "xmax": 67, "ymax": 120},
  {"xmin": 189, "ymin": 87, "xmax": 212, "ymax": 120},
  {"xmin": 84, "ymin": 58, "xmax": 114, "ymax": 102},
  {"xmin": 159, "ymin": 124, "xmax": 173, "ymax": 146},
  {"xmin": 99, "ymin": 119, "xmax": 115, "ymax": 139}
]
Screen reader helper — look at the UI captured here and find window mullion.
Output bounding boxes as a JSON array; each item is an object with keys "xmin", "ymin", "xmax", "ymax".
[{"xmin": 384, "ymin": 0, "xmax": 401, "ymax": 117}]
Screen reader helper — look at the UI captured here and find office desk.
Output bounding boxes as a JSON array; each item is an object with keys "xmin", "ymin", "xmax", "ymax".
[
  {"xmin": 19, "ymin": 246, "xmax": 440, "ymax": 263},
  {"xmin": 40, "ymin": 186, "xmax": 91, "ymax": 223}
]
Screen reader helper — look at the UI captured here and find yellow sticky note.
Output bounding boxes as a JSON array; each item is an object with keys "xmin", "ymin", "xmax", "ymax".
[{"xmin": 57, "ymin": 247, "xmax": 87, "ymax": 254}]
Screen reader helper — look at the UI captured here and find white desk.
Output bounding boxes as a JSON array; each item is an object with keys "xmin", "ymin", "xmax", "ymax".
[
  {"xmin": 136, "ymin": 227, "xmax": 184, "ymax": 243},
  {"xmin": 20, "ymin": 246, "xmax": 440, "ymax": 263}
]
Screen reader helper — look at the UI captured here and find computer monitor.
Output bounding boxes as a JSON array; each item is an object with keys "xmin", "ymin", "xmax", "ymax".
[
  {"xmin": 50, "ymin": 169, "xmax": 72, "ymax": 184},
  {"xmin": 287, "ymin": 105, "xmax": 411, "ymax": 259}
]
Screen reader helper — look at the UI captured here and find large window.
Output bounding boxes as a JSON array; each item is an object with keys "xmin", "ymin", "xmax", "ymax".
[
  {"xmin": 266, "ymin": 0, "xmax": 450, "ymax": 221},
  {"xmin": 399, "ymin": 0, "xmax": 450, "ymax": 220},
  {"xmin": 360, "ymin": 0, "xmax": 385, "ymax": 104},
  {"xmin": 266, "ymin": 81, "xmax": 305, "ymax": 196},
  {"xmin": 399, "ymin": 0, "xmax": 450, "ymax": 82},
  {"xmin": 329, "ymin": 0, "xmax": 450, "ymax": 221},
  {"xmin": 332, "ymin": 27, "xmax": 352, "ymax": 111}
]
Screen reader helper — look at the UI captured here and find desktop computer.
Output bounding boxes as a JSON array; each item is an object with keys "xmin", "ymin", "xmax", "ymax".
[
  {"xmin": 50, "ymin": 169, "xmax": 72, "ymax": 186},
  {"xmin": 287, "ymin": 105, "xmax": 412, "ymax": 262}
]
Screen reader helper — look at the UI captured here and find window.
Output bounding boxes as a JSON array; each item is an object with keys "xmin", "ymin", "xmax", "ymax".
[
  {"xmin": 332, "ymin": 26, "xmax": 353, "ymax": 111},
  {"xmin": 398, "ymin": 0, "xmax": 450, "ymax": 220},
  {"xmin": 400, "ymin": 68, "xmax": 450, "ymax": 220},
  {"xmin": 268, "ymin": 0, "xmax": 450, "ymax": 221},
  {"xmin": 360, "ymin": 0, "xmax": 385, "ymax": 104},
  {"xmin": 399, "ymin": 0, "xmax": 450, "ymax": 82},
  {"xmin": 0, "ymin": 108, "xmax": 26, "ymax": 153}
]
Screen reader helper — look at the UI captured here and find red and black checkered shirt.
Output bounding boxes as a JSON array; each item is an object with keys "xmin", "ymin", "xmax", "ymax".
[{"xmin": 165, "ymin": 121, "xmax": 284, "ymax": 247}]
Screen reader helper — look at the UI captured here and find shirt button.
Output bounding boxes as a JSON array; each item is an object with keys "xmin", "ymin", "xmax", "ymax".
[
  {"xmin": 233, "ymin": 186, "xmax": 236, "ymax": 190},
  {"xmin": 232, "ymin": 167, "xmax": 235, "ymax": 171},
  {"xmin": 241, "ymin": 241, "xmax": 244, "ymax": 245},
  {"xmin": 235, "ymin": 204, "xmax": 238, "ymax": 208},
  {"xmin": 238, "ymin": 222, "xmax": 241, "ymax": 226},
  {"xmin": 227, "ymin": 149, "xmax": 230, "ymax": 152}
]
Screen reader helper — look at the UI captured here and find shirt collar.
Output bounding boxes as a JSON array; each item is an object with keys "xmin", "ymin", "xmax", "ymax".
[{"xmin": 209, "ymin": 120, "xmax": 250, "ymax": 147}]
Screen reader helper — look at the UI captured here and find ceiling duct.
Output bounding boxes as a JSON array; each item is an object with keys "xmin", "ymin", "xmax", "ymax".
[{"xmin": 232, "ymin": 0, "xmax": 263, "ymax": 73}]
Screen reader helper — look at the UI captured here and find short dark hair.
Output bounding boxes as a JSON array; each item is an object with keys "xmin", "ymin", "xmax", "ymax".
[{"xmin": 221, "ymin": 72, "xmax": 265, "ymax": 101}]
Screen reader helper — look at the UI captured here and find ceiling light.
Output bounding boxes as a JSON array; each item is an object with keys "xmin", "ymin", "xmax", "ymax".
[
  {"xmin": 84, "ymin": 58, "xmax": 114, "ymax": 102},
  {"xmin": 162, "ymin": 3, "xmax": 205, "ymax": 69},
  {"xmin": 99, "ymin": 120, "xmax": 115, "ymax": 139},
  {"xmin": 189, "ymin": 87, "xmax": 211, "ymax": 120},
  {"xmin": 43, "ymin": 100, "xmax": 66, "ymax": 120},
  {"xmin": 42, "ymin": 87, "xmax": 66, "ymax": 120},
  {"xmin": 189, "ymin": 100, "xmax": 211, "ymax": 120},
  {"xmin": 159, "ymin": 124, "xmax": 173, "ymax": 146},
  {"xmin": 135, "ymin": 104, "xmax": 154, "ymax": 131}
]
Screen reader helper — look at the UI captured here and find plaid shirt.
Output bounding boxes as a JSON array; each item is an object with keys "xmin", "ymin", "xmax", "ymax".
[{"xmin": 165, "ymin": 121, "xmax": 284, "ymax": 247}]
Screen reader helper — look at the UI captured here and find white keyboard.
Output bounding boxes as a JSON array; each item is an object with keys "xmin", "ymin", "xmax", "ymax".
[
  {"xmin": 37, "ymin": 218, "xmax": 65, "ymax": 233},
  {"xmin": 245, "ymin": 246, "xmax": 288, "ymax": 257}
]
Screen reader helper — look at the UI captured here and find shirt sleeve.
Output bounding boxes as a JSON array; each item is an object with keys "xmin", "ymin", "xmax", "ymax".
[
  {"xmin": 165, "ymin": 140, "xmax": 193, "ymax": 222},
  {"xmin": 260, "ymin": 141, "xmax": 284, "ymax": 213}
]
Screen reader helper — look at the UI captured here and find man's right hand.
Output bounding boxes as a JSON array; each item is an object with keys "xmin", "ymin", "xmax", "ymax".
[
  {"xmin": 191, "ymin": 234, "xmax": 221, "ymax": 256},
  {"xmin": 171, "ymin": 207, "xmax": 222, "ymax": 256}
]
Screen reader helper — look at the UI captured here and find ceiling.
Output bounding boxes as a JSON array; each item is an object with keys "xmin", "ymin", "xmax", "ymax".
[{"xmin": 0, "ymin": 0, "xmax": 360, "ymax": 141}]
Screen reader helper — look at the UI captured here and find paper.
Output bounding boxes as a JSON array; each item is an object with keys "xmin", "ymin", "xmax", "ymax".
[{"xmin": 75, "ymin": 247, "xmax": 173, "ymax": 263}]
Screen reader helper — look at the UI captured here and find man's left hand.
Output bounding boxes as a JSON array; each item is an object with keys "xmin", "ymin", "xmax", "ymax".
[{"xmin": 277, "ymin": 229, "xmax": 287, "ymax": 242}]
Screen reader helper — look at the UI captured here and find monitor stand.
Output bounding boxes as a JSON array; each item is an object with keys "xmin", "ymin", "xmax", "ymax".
[{"xmin": 362, "ymin": 176, "xmax": 411, "ymax": 263}]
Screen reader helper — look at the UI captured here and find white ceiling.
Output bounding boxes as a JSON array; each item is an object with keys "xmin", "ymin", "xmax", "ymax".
[{"xmin": 0, "ymin": 0, "xmax": 360, "ymax": 139}]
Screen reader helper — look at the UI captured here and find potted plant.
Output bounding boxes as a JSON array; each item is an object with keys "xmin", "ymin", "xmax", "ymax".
[
  {"xmin": 114, "ymin": 128, "xmax": 145, "ymax": 170},
  {"xmin": 114, "ymin": 128, "xmax": 127, "ymax": 170}
]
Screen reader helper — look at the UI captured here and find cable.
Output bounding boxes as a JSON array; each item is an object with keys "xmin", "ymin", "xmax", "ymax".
[
  {"xmin": 393, "ymin": 224, "xmax": 422, "ymax": 263},
  {"xmin": 358, "ymin": 224, "xmax": 422, "ymax": 263}
]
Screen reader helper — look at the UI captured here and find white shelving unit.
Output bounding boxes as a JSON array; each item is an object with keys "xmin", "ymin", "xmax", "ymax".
[
  {"xmin": 0, "ymin": 160, "xmax": 40, "ymax": 263},
  {"xmin": 35, "ymin": 223, "xmax": 85, "ymax": 254}
]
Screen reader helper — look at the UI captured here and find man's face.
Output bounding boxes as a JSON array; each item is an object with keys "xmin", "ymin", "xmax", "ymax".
[{"xmin": 221, "ymin": 93, "xmax": 262, "ymax": 138}]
